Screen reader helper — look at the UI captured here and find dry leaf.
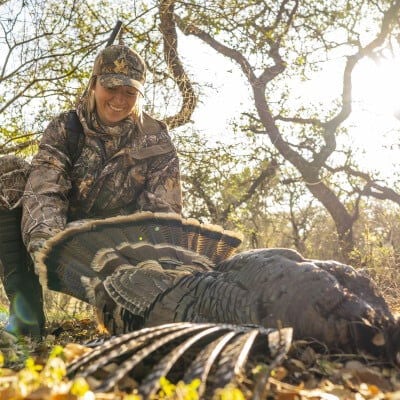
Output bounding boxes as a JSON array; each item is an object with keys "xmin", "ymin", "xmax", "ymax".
[{"xmin": 63, "ymin": 343, "xmax": 92, "ymax": 363}]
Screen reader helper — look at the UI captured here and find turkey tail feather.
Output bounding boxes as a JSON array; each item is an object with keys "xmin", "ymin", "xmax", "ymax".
[
  {"xmin": 184, "ymin": 220, "xmax": 243, "ymax": 264},
  {"xmin": 37, "ymin": 212, "xmax": 242, "ymax": 305}
]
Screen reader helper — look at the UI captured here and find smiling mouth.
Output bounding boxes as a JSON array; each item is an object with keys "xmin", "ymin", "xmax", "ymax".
[{"xmin": 108, "ymin": 104, "xmax": 125, "ymax": 112}]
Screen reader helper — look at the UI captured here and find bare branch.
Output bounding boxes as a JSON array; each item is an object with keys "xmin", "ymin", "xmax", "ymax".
[
  {"xmin": 327, "ymin": 0, "xmax": 400, "ymax": 131},
  {"xmin": 159, "ymin": 0, "xmax": 197, "ymax": 129},
  {"xmin": 0, "ymin": 139, "xmax": 37, "ymax": 155},
  {"xmin": 174, "ymin": 13, "xmax": 258, "ymax": 84}
]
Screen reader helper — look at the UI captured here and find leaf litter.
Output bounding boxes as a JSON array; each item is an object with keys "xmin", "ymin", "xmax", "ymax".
[{"xmin": 0, "ymin": 319, "xmax": 399, "ymax": 399}]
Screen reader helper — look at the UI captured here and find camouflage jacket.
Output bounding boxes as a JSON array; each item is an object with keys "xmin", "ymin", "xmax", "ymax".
[
  {"xmin": 21, "ymin": 111, "xmax": 182, "ymax": 250},
  {"xmin": 0, "ymin": 155, "xmax": 30, "ymax": 210}
]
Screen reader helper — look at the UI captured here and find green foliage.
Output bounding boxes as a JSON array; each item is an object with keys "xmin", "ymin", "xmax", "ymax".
[{"xmin": 178, "ymin": 128, "xmax": 279, "ymax": 231}]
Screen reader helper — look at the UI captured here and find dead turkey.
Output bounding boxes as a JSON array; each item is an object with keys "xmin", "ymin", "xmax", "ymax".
[{"xmin": 36, "ymin": 211, "xmax": 400, "ymax": 363}]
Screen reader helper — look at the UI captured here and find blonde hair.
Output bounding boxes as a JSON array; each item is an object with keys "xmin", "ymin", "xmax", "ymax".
[{"xmin": 84, "ymin": 76, "xmax": 144, "ymax": 129}]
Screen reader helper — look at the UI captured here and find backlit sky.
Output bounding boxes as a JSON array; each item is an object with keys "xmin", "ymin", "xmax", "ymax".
[{"xmin": 178, "ymin": 33, "xmax": 400, "ymax": 181}]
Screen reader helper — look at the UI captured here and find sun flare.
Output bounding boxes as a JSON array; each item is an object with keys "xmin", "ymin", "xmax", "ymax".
[
  {"xmin": 353, "ymin": 56, "xmax": 400, "ymax": 118},
  {"xmin": 347, "ymin": 54, "xmax": 400, "ymax": 176}
]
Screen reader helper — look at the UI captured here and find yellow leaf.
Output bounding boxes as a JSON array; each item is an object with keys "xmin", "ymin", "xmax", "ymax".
[
  {"xmin": 213, "ymin": 384, "xmax": 246, "ymax": 400},
  {"xmin": 123, "ymin": 394, "xmax": 143, "ymax": 400},
  {"xmin": 70, "ymin": 376, "xmax": 90, "ymax": 397},
  {"xmin": 50, "ymin": 345, "xmax": 65, "ymax": 359}
]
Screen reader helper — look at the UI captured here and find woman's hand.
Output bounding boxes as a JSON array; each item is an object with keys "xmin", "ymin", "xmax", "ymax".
[
  {"xmin": 28, "ymin": 237, "xmax": 47, "ymax": 254},
  {"xmin": 28, "ymin": 237, "xmax": 48, "ymax": 272}
]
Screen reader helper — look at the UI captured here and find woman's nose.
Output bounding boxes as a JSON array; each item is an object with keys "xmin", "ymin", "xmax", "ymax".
[{"xmin": 113, "ymin": 90, "xmax": 126, "ymax": 104}]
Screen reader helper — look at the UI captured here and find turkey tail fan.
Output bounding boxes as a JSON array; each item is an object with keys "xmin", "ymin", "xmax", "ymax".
[
  {"xmin": 181, "ymin": 217, "xmax": 201, "ymax": 251},
  {"xmin": 36, "ymin": 212, "xmax": 186, "ymax": 298},
  {"xmin": 183, "ymin": 220, "xmax": 243, "ymax": 264},
  {"xmin": 212, "ymin": 229, "xmax": 244, "ymax": 263},
  {"xmin": 90, "ymin": 241, "xmax": 214, "ymax": 280},
  {"xmin": 90, "ymin": 247, "xmax": 133, "ymax": 276},
  {"xmin": 122, "ymin": 212, "xmax": 243, "ymax": 261},
  {"xmin": 112, "ymin": 242, "xmax": 214, "ymax": 272},
  {"xmin": 191, "ymin": 223, "xmax": 224, "ymax": 262},
  {"xmin": 36, "ymin": 231, "xmax": 101, "ymax": 303},
  {"xmin": 115, "ymin": 212, "xmax": 186, "ymax": 247},
  {"xmin": 37, "ymin": 212, "xmax": 243, "ymax": 302},
  {"xmin": 102, "ymin": 261, "xmax": 191, "ymax": 318}
]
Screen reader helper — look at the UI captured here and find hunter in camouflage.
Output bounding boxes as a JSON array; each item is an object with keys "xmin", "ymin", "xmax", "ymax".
[
  {"xmin": 0, "ymin": 44, "xmax": 182, "ymax": 337},
  {"xmin": 22, "ymin": 44, "xmax": 182, "ymax": 254}
]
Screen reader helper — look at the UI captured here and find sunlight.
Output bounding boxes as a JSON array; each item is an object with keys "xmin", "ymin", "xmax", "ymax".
[
  {"xmin": 353, "ymin": 55, "xmax": 400, "ymax": 119},
  {"xmin": 346, "ymin": 54, "xmax": 400, "ymax": 178}
]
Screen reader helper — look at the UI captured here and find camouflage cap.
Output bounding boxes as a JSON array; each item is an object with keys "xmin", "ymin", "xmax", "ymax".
[{"xmin": 93, "ymin": 45, "xmax": 146, "ymax": 95}]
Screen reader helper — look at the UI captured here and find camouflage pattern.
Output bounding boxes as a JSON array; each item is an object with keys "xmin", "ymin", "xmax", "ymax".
[
  {"xmin": 94, "ymin": 45, "xmax": 146, "ymax": 95},
  {"xmin": 21, "ymin": 110, "xmax": 182, "ymax": 251},
  {"xmin": 0, "ymin": 157, "xmax": 45, "ymax": 336},
  {"xmin": 0, "ymin": 155, "xmax": 30, "ymax": 210}
]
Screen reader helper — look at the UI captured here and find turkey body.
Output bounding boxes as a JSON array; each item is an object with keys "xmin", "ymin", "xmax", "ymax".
[
  {"xmin": 127, "ymin": 248, "xmax": 395, "ymax": 357},
  {"xmin": 37, "ymin": 212, "xmax": 398, "ymax": 361}
]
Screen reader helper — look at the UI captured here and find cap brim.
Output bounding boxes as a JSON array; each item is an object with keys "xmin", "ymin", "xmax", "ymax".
[{"xmin": 99, "ymin": 74, "xmax": 144, "ymax": 95}]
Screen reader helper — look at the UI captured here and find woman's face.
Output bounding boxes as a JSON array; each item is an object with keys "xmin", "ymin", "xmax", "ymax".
[{"xmin": 93, "ymin": 81, "xmax": 138, "ymax": 125}]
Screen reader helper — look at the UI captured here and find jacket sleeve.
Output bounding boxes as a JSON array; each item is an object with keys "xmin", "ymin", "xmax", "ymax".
[
  {"xmin": 21, "ymin": 114, "xmax": 72, "ymax": 250},
  {"xmin": 136, "ymin": 122, "xmax": 182, "ymax": 214}
]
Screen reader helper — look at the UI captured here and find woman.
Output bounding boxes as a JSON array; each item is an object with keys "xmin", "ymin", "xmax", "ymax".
[{"xmin": 7, "ymin": 45, "xmax": 182, "ymax": 337}]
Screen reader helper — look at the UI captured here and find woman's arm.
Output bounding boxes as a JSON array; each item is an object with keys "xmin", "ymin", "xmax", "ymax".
[
  {"xmin": 136, "ymin": 114, "xmax": 182, "ymax": 214},
  {"xmin": 137, "ymin": 145, "xmax": 182, "ymax": 214},
  {"xmin": 21, "ymin": 114, "xmax": 72, "ymax": 251}
]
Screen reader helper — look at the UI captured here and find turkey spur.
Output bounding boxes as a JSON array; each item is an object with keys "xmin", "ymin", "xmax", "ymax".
[{"xmin": 36, "ymin": 211, "xmax": 400, "ymax": 363}]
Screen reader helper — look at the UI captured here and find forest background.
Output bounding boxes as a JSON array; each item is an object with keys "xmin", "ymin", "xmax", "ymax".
[{"xmin": 1, "ymin": 0, "xmax": 400, "ymax": 311}]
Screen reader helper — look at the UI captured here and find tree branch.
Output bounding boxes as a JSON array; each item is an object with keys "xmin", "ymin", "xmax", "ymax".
[
  {"xmin": 313, "ymin": 1, "xmax": 400, "ymax": 168},
  {"xmin": 174, "ymin": 13, "xmax": 258, "ymax": 85},
  {"xmin": 220, "ymin": 158, "xmax": 279, "ymax": 221},
  {"xmin": 159, "ymin": 0, "xmax": 197, "ymax": 129}
]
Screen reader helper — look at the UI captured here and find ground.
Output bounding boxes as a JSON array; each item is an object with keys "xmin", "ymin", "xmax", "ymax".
[
  {"xmin": 0, "ymin": 288, "xmax": 398, "ymax": 399},
  {"xmin": 0, "ymin": 317, "xmax": 399, "ymax": 399}
]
